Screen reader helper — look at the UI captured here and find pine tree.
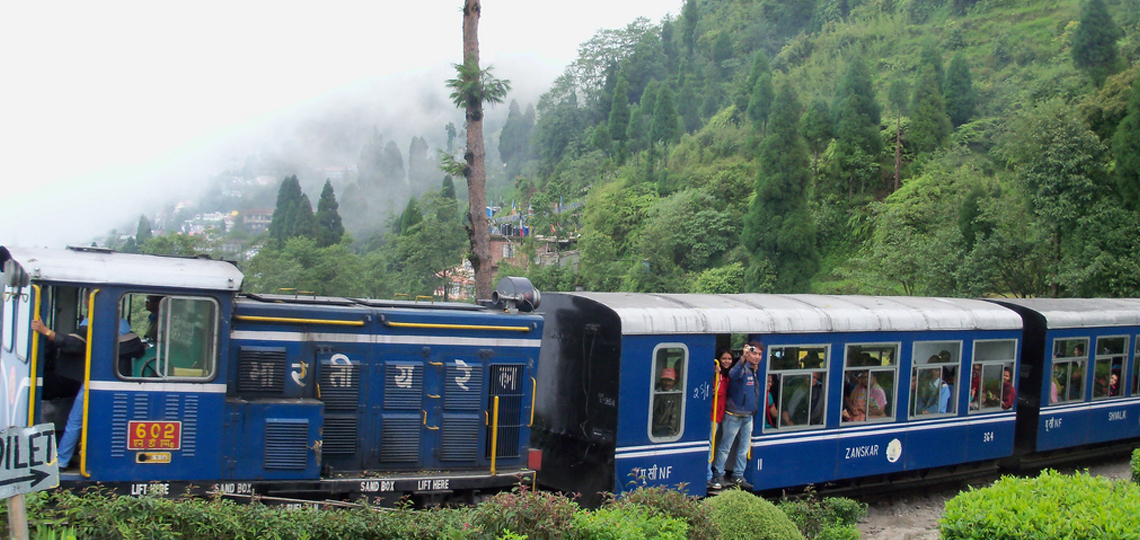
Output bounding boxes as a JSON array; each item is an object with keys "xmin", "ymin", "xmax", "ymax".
[
  {"xmin": 1071, "ymin": 0, "xmax": 1122, "ymax": 87},
  {"xmin": 909, "ymin": 65, "xmax": 952, "ymax": 154},
  {"xmin": 407, "ymin": 136, "xmax": 431, "ymax": 187},
  {"xmin": 626, "ymin": 104, "xmax": 649, "ymax": 154},
  {"xmin": 919, "ymin": 40, "xmax": 944, "ymax": 91},
  {"xmin": 801, "ymin": 98, "xmax": 833, "ymax": 178},
  {"xmin": 650, "ymin": 85, "xmax": 681, "ymax": 146},
  {"xmin": 136, "ymin": 215, "xmax": 153, "ymax": 245},
  {"xmin": 269, "ymin": 175, "xmax": 314, "ymax": 245},
  {"xmin": 944, "ymin": 52, "xmax": 978, "ymax": 127},
  {"xmin": 315, "ymin": 179, "xmax": 345, "ymax": 247},
  {"xmin": 609, "ymin": 73, "xmax": 631, "ymax": 147},
  {"xmin": 682, "ymin": 0, "xmax": 699, "ymax": 53},
  {"xmin": 746, "ymin": 53, "xmax": 774, "ymax": 132},
  {"xmin": 832, "ymin": 58, "xmax": 882, "ymax": 197},
  {"xmin": 1113, "ymin": 77, "xmax": 1140, "ymax": 209},
  {"xmin": 399, "ymin": 197, "xmax": 423, "ymax": 234},
  {"xmin": 743, "ymin": 80, "xmax": 819, "ymax": 292}
]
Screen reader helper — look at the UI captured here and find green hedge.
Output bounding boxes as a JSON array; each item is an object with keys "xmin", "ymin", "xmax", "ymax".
[
  {"xmin": 1132, "ymin": 447, "xmax": 1139, "ymax": 484},
  {"xmin": 778, "ymin": 496, "xmax": 865, "ymax": 539},
  {"xmin": 941, "ymin": 470, "xmax": 1140, "ymax": 539},
  {"xmin": 704, "ymin": 489, "xmax": 805, "ymax": 540}
]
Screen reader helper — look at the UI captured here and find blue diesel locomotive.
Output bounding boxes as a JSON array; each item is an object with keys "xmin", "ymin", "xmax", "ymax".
[{"xmin": 1, "ymin": 245, "xmax": 542, "ymax": 506}]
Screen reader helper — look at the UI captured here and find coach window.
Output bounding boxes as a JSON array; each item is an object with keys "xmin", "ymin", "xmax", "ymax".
[
  {"xmin": 767, "ymin": 345, "xmax": 828, "ymax": 430},
  {"xmin": 841, "ymin": 344, "xmax": 898, "ymax": 424},
  {"xmin": 2, "ymin": 284, "xmax": 16, "ymax": 353},
  {"xmin": 911, "ymin": 342, "xmax": 961, "ymax": 417},
  {"xmin": 1050, "ymin": 338, "xmax": 1088, "ymax": 405},
  {"xmin": 1093, "ymin": 336, "xmax": 1127, "ymax": 399},
  {"xmin": 649, "ymin": 344, "xmax": 687, "ymax": 441},
  {"xmin": 118, "ymin": 294, "xmax": 218, "ymax": 381},
  {"xmin": 1134, "ymin": 338, "xmax": 1139, "ymax": 396},
  {"xmin": 970, "ymin": 340, "xmax": 1017, "ymax": 412}
]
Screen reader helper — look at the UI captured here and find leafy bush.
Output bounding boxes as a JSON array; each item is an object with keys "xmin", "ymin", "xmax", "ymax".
[
  {"xmin": 1132, "ymin": 448, "xmax": 1139, "ymax": 484},
  {"xmin": 703, "ymin": 489, "xmax": 805, "ymax": 540},
  {"xmin": 941, "ymin": 470, "xmax": 1140, "ymax": 539},
  {"xmin": 468, "ymin": 485, "xmax": 577, "ymax": 540},
  {"xmin": 612, "ymin": 485, "xmax": 719, "ymax": 540},
  {"xmin": 778, "ymin": 496, "xmax": 866, "ymax": 539},
  {"xmin": 570, "ymin": 505, "xmax": 689, "ymax": 540},
  {"xmin": 813, "ymin": 524, "xmax": 860, "ymax": 540}
]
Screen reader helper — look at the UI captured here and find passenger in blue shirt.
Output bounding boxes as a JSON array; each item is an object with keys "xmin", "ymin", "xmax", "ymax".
[{"xmin": 710, "ymin": 340, "xmax": 763, "ymax": 491}]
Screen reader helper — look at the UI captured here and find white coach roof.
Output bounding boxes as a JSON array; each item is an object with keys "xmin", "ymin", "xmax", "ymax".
[
  {"xmin": 2, "ymin": 245, "xmax": 243, "ymax": 292},
  {"xmin": 560, "ymin": 292, "xmax": 1023, "ymax": 335},
  {"xmin": 993, "ymin": 298, "xmax": 1140, "ymax": 329}
]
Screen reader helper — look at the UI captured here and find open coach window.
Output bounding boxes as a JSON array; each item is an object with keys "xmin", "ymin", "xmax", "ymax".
[
  {"xmin": 971, "ymin": 339, "xmax": 1017, "ymax": 411},
  {"xmin": 767, "ymin": 345, "xmax": 828, "ymax": 429},
  {"xmin": 911, "ymin": 342, "xmax": 960, "ymax": 417},
  {"xmin": 118, "ymin": 293, "xmax": 218, "ymax": 380},
  {"xmin": 841, "ymin": 343, "xmax": 898, "ymax": 424},
  {"xmin": 1051, "ymin": 338, "xmax": 1087, "ymax": 404},
  {"xmin": 1093, "ymin": 336, "xmax": 1126, "ymax": 399},
  {"xmin": 649, "ymin": 344, "xmax": 687, "ymax": 441}
]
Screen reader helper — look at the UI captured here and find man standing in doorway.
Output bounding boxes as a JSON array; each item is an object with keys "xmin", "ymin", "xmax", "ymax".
[{"xmin": 711, "ymin": 340, "xmax": 763, "ymax": 491}]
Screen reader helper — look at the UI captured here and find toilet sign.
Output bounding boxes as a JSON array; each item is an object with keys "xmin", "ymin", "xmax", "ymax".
[{"xmin": 0, "ymin": 424, "xmax": 59, "ymax": 499}]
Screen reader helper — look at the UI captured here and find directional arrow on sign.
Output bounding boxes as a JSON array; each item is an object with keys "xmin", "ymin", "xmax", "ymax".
[{"xmin": 0, "ymin": 467, "xmax": 52, "ymax": 490}]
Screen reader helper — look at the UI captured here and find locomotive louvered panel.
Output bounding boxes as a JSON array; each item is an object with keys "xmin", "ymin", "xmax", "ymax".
[
  {"xmin": 322, "ymin": 415, "xmax": 358, "ymax": 455},
  {"xmin": 486, "ymin": 365, "xmax": 525, "ymax": 460},
  {"xmin": 319, "ymin": 362, "xmax": 360, "ymax": 411},
  {"xmin": 264, "ymin": 419, "xmax": 309, "ymax": 470},
  {"xmin": 238, "ymin": 347, "xmax": 286, "ymax": 394},
  {"xmin": 380, "ymin": 416, "xmax": 420, "ymax": 463},
  {"xmin": 440, "ymin": 416, "xmax": 479, "ymax": 462},
  {"xmin": 444, "ymin": 362, "xmax": 482, "ymax": 410},
  {"xmin": 181, "ymin": 395, "xmax": 198, "ymax": 457},
  {"xmin": 111, "ymin": 394, "xmax": 130, "ymax": 457},
  {"xmin": 383, "ymin": 363, "xmax": 422, "ymax": 409}
]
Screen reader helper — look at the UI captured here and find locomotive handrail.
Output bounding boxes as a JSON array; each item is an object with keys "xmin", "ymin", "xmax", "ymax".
[
  {"xmin": 383, "ymin": 321, "xmax": 533, "ymax": 332},
  {"xmin": 233, "ymin": 315, "xmax": 365, "ymax": 327},
  {"xmin": 414, "ymin": 296, "xmax": 434, "ymax": 303},
  {"xmin": 80, "ymin": 288, "xmax": 99, "ymax": 479},
  {"xmin": 490, "ymin": 396, "xmax": 500, "ymax": 475},
  {"xmin": 422, "ymin": 410, "xmax": 439, "ymax": 430},
  {"xmin": 529, "ymin": 377, "xmax": 536, "ymax": 427},
  {"xmin": 27, "ymin": 285, "xmax": 42, "ymax": 427}
]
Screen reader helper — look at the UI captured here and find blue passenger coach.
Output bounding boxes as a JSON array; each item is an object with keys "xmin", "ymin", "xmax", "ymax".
[
  {"xmin": 532, "ymin": 293, "xmax": 1023, "ymax": 504},
  {"xmin": 1, "ymin": 245, "xmax": 542, "ymax": 505},
  {"xmin": 992, "ymin": 299, "xmax": 1140, "ymax": 455}
]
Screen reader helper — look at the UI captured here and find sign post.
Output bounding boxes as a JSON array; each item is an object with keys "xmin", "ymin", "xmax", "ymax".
[{"xmin": 2, "ymin": 424, "xmax": 60, "ymax": 540}]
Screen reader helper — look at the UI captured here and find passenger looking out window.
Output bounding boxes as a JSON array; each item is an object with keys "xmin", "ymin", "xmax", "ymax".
[
  {"xmin": 1092, "ymin": 336, "xmax": 1126, "ymax": 400},
  {"xmin": 911, "ymin": 343, "xmax": 959, "ymax": 417},
  {"xmin": 971, "ymin": 339, "xmax": 1017, "ymax": 412},
  {"xmin": 841, "ymin": 344, "xmax": 897, "ymax": 424},
  {"xmin": 767, "ymin": 345, "xmax": 828, "ymax": 430},
  {"xmin": 1050, "ymin": 338, "xmax": 1087, "ymax": 404},
  {"xmin": 649, "ymin": 345, "xmax": 687, "ymax": 440}
]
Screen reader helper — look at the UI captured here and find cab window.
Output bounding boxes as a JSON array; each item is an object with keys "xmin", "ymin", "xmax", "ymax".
[
  {"xmin": 841, "ymin": 343, "xmax": 898, "ymax": 424},
  {"xmin": 1092, "ymin": 336, "xmax": 1126, "ymax": 400},
  {"xmin": 911, "ymin": 341, "xmax": 960, "ymax": 417},
  {"xmin": 970, "ymin": 340, "xmax": 1017, "ymax": 412},
  {"xmin": 767, "ymin": 345, "xmax": 828, "ymax": 430},
  {"xmin": 1051, "ymin": 338, "xmax": 1087, "ymax": 404},
  {"xmin": 649, "ymin": 344, "xmax": 687, "ymax": 442},
  {"xmin": 119, "ymin": 294, "xmax": 218, "ymax": 381}
]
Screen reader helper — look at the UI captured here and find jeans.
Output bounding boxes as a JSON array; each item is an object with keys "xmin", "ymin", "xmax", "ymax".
[
  {"xmin": 712, "ymin": 413, "xmax": 752, "ymax": 478},
  {"xmin": 707, "ymin": 420, "xmax": 719, "ymax": 481},
  {"xmin": 58, "ymin": 385, "xmax": 84, "ymax": 467}
]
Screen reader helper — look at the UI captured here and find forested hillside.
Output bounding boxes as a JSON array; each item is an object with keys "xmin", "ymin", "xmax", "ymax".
[
  {"xmin": 498, "ymin": 0, "xmax": 1140, "ymax": 298},
  {"xmin": 133, "ymin": 0, "xmax": 1140, "ymax": 300}
]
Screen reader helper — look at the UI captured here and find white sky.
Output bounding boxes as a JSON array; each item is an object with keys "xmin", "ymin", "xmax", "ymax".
[{"xmin": 0, "ymin": 1, "xmax": 679, "ymax": 248}]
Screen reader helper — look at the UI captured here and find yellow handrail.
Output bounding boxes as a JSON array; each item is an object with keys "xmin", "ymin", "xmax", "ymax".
[
  {"xmin": 529, "ymin": 377, "xmax": 536, "ymax": 427},
  {"xmin": 27, "ymin": 285, "xmax": 42, "ymax": 427},
  {"xmin": 490, "ymin": 396, "xmax": 500, "ymax": 475},
  {"xmin": 234, "ymin": 315, "xmax": 364, "ymax": 327},
  {"xmin": 80, "ymin": 289, "xmax": 99, "ymax": 478},
  {"xmin": 710, "ymin": 360, "xmax": 721, "ymax": 464},
  {"xmin": 384, "ymin": 321, "xmax": 531, "ymax": 332},
  {"xmin": 422, "ymin": 410, "xmax": 438, "ymax": 430}
]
